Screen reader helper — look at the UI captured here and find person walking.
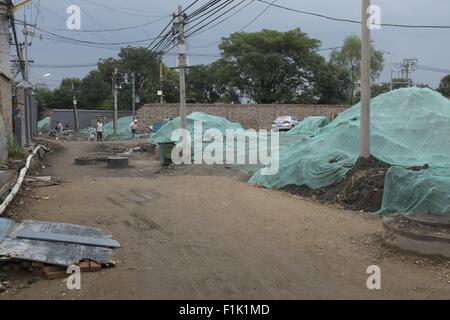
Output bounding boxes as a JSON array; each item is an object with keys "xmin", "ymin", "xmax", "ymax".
[
  {"xmin": 130, "ymin": 119, "xmax": 139, "ymax": 139},
  {"xmin": 96, "ymin": 119, "xmax": 104, "ymax": 142}
]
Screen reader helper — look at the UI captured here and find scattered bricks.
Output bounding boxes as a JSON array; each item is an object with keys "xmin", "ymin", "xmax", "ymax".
[
  {"xmin": 78, "ymin": 261, "xmax": 90, "ymax": 272},
  {"xmin": 32, "ymin": 268, "xmax": 43, "ymax": 278},
  {"xmin": 89, "ymin": 261, "xmax": 102, "ymax": 272},
  {"xmin": 30, "ymin": 260, "xmax": 103, "ymax": 280},
  {"xmin": 31, "ymin": 261, "xmax": 44, "ymax": 268},
  {"xmin": 42, "ymin": 270, "xmax": 67, "ymax": 280},
  {"xmin": 41, "ymin": 265, "xmax": 66, "ymax": 273}
]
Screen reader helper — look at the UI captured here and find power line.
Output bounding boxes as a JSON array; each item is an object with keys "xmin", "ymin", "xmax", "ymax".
[
  {"xmin": 236, "ymin": 0, "xmax": 278, "ymax": 32},
  {"xmin": 417, "ymin": 65, "xmax": 450, "ymax": 74},
  {"xmin": 256, "ymin": 0, "xmax": 450, "ymax": 29},
  {"xmin": 17, "ymin": 15, "xmax": 172, "ymax": 33},
  {"xmin": 32, "ymin": 24, "xmax": 168, "ymax": 46},
  {"xmin": 78, "ymin": 0, "xmax": 170, "ymax": 18},
  {"xmin": 186, "ymin": 0, "xmax": 252, "ymax": 38}
]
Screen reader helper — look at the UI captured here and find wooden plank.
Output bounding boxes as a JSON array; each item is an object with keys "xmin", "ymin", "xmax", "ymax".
[{"xmin": 17, "ymin": 230, "xmax": 121, "ymax": 248}]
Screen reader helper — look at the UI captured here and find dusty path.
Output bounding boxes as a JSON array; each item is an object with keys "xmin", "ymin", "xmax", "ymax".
[{"xmin": 1, "ymin": 139, "xmax": 449, "ymax": 299}]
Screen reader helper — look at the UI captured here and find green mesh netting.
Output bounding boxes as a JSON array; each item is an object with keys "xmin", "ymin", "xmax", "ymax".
[
  {"xmin": 284, "ymin": 116, "xmax": 329, "ymax": 136},
  {"xmin": 250, "ymin": 88, "xmax": 450, "ymax": 215},
  {"xmin": 148, "ymin": 112, "xmax": 306, "ymax": 174},
  {"xmin": 81, "ymin": 116, "xmax": 150, "ymax": 141},
  {"xmin": 148, "ymin": 112, "xmax": 244, "ymax": 144},
  {"xmin": 38, "ymin": 117, "xmax": 51, "ymax": 132}
]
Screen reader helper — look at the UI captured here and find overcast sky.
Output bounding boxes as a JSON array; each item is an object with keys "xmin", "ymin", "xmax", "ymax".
[{"xmin": 17, "ymin": 0, "xmax": 450, "ymax": 89}]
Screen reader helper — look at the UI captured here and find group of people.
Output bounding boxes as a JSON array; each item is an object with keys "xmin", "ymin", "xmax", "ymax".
[{"xmin": 89, "ymin": 118, "xmax": 140, "ymax": 142}]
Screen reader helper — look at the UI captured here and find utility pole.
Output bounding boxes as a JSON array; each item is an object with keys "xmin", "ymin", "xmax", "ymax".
[
  {"xmin": 113, "ymin": 67, "xmax": 118, "ymax": 134},
  {"xmin": 131, "ymin": 72, "xmax": 136, "ymax": 121},
  {"xmin": 177, "ymin": 6, "xmax": 187, "ymax": 133},
  {"xmin": 22, "ymin": 8, "xmax": 30, "ymax": 82},
  {"xmin": 360, "ymin": 0, "xmax": 371, "ymax": 159},
  {"xmin": 71, "ymin": 82, "xmax": 79, "ymax": 133},
  {"xmin": 159, "ymin": 54, "xmax": 164, "ymax": 104}
]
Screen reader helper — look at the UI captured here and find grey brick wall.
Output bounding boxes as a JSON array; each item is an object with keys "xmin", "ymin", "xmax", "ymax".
[{"xmin": 137, "ymin": 103, "xmax": 349, "ymax": 130}]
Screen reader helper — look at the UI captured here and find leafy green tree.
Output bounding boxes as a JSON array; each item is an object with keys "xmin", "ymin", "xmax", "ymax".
[
  {"xmin": 35, "ymin": 87, "xmax": 56, "ymax": 111},
  {"xmin": 53, "ymin": 78, "xmax": 82, "ymax": 109},
  {"xmin": 219, "ymin": 28, "xmax": 324, "ymax": 103},
  {"xmin": 79, "ymin": 70, "xmax": 111, "ymax": 109},
  {"xmin": 187, "ymin": 59, "xmax": 239, "ymax": 103},
  {"xmin": 330, "ymin": 35, "xmax": 385, "ymax": 105},
  {"xmin": 313, "ymin": 62, "xmax": 351, "ymax": 104},
  {"xmin": 437, "ymin": 74, "xmax": 450, "ymax": 96}
]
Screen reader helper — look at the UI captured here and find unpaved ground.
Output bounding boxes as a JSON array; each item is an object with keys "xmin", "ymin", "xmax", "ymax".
[{"xmin": 1, "ymin": 139, "xmax": 449, "ymax": 299}]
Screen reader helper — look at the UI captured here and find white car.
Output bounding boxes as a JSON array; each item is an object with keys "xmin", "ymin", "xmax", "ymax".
[{"xmin": 271, "ymin": 116, "xmax": 299, "ymax": 131}]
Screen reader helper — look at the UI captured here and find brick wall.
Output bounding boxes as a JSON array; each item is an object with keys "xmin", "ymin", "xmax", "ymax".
[{"xmin": 137, "ymin": 103, "xmax": 349, "ymax": 130}]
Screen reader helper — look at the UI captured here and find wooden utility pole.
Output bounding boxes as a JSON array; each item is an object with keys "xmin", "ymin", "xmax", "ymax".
[
  {"xmin": 22, "ymin": 8, "xmax": 30, "ymax": 82},
  {"xmin": 159, "ymin": 54, "xmax": 164, "ymax": 104},
  {"xmin": 113, "ymin": 67, "xmax": 118, "ymax": 134},
  {"xmin": 360, "ymin": 0, "xmax": 371, "ymax": 158},
  {"xmin": 177, "ymin": 5, "xmax": 187, "ymax": 132},
  {"xmin": 131, "ymin": 72, "xmax": 136, "ymax": 120},
  {"xmin": 71, "ymin": 82, "xmax": 79, "ymax": 132}
]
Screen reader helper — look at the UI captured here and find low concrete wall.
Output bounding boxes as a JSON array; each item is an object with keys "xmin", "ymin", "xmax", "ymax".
[
  {"xmin": 137, "ymin": 103, "xmax": 349, "ymax": 130},
  {"xmin": 50, "ymin": 109, "xmax": 133, "ymax": 129}
]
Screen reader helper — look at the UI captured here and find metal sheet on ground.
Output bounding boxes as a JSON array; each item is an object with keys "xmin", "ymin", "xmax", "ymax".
[
  {"xmin": 0, "ymin": 218, "xmax": 12, "ymax": 241},
  {"xmin": 17, "ymin": 230, "xmax": 120, "ymax": 248},
  {"xmin": 0, "ymin": 219, "xmax": 118, "ymax": 266}
]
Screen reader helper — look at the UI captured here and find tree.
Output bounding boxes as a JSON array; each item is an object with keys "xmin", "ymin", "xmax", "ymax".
[
  {"xmin": 52, "ymin": 78, "xmax": 82, "ymax": 109},
  {"xmin": 187, "ymin": 59, "xmax": 239, "ymax": 103},
  {"xmin": 35, "ymin": 87, "xmax": 56, "ymax": 112},
  {"xmin": 79, "ymin": 70, "xmax": 111, "ymax": 109},
  {"xmin": 219, "ymin": 28, "xmax": 324, "ymax": 103},
  {"xmin": 330, "ymin": 35, "xmax": 385, "ymax": 105},
  {"xmin": 438, "ymin": 74, "xmax": 450, "ymax": 96},
  {"xmin": 313, "ymin": 62, "xmax": 351, "ymax": 104}
]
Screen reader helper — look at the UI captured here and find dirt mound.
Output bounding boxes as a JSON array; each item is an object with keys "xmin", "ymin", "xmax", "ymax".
[{"xmin": 283, "ymin": 157, "xmax": 389, "ymax": 212}]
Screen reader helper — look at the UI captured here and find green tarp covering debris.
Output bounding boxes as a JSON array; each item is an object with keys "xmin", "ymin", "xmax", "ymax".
[
  {"xmin": 250, "ymin": 88, "xmax": 450, "ymax": 215},
  {"xmin": 82, "ymin": 116, "xmax": 150, "ymax": 141},
  {"xmin": 148, "ymin": 112, "xmax": 304, "ymax": 174},
  {"xmin": 284, "ymin": 116, "xmax": 329, "ymax": 136},
  {"xmin": 148, "ymin": 112, "xmax": 244, "ymax": 144},
  {"xmin": 38, "ymin": 117, "xmax": 51, "ymax": 132}
]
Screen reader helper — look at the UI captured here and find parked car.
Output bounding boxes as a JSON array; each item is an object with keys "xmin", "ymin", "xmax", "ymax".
[{"xmin": 271, "ymin": 116, "xmax": 299, "ymax": 131}]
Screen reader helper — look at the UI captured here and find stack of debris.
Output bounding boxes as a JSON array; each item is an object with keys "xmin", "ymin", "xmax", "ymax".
[
  {"xmin": 0, "ymin": 218, "xmax": 120, "ymax": 279},
  {"xmin": 251, "ymin": 88, "xmax": 450, "ymax": 215}
]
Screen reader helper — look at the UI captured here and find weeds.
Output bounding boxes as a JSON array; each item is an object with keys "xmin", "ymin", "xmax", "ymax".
[{"xmin": 8, "ymin": 139, "xmax": 26, "ymax": 159}]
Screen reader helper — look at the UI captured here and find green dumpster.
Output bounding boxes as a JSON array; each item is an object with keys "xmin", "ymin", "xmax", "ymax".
[{"xmin": 158, "ymin": 142, "xmax": 175, "ymax": 166}]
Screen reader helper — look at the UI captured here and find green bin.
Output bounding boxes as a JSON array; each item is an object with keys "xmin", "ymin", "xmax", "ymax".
[{"xmin": 158, "ymin": 142, "xmax": 175, "ymax": 166}]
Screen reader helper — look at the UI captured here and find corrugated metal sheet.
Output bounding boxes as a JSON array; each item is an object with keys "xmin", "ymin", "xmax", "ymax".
[
  {"xmin": 0, "ymin": 219, "xmax": 119, "ymax": 266},
  {"xmin": 0, "ymin": 218, "xmax": 12, "ymax": 242}
]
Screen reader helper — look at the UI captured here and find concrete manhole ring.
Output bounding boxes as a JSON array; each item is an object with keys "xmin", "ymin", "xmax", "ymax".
[{"xmin": 74, "ymin": 157, "xmax": 97, "ymax": 165}]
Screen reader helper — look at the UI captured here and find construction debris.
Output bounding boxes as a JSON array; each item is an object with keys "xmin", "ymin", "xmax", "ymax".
[
  {"xmin": 250, "ymin": 88, "xmax": 450, "ymax": 215},
  {"xmin": 0, "ymin": 218, "xmax": 120, "ymax": 267},
  {"xmin": 31, "ymin": 260, "xmax": 103, "ymax": 279}
]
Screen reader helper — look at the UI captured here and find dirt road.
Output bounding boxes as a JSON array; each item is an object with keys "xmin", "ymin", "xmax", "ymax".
[{"xmin": 1, "ymin": 139, "xmax": 449, "ymax": 299}]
